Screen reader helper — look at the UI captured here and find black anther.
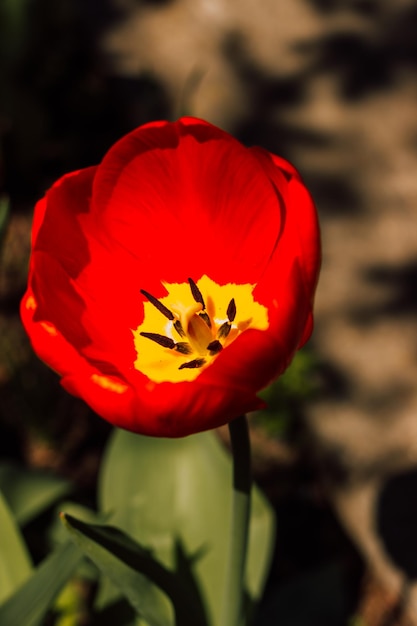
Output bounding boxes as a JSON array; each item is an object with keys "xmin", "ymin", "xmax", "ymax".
[
  {"xmin": 140, "ymin": 332, "xmax": 175, "ymax": 349},
  {"xmin": 217, "ymin": 322, "xmax": 231, "ymax": 340},
  {"xmin": 140, "ymin": 289, "xmax": 174, "ymax": 320},
  {"xmin": 174, "ymin": 320, "xmax": 186, "ymax": 337},
  {"xmin": 227, "ymin": 298, "xmax": 236, "ymax": 322},
  {"xmin": 207, "ymin": 340, "xmax": 223, "ymax": 354},
  {"xmin": 174, "ymin": 342, "xmax": 193, "ymax": 355},
  {"xmin": 179, "ymin": 358, "xmax": 206, "ymax": 370},
  {"xmin": 199, "ymin": 311, "xmax": 212, "ymax": 328},
  {"xmin": 188, "ymin": 278, "xmax": 205, "ymax": 309}
]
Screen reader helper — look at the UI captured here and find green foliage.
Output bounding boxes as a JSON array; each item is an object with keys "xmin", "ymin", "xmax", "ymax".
[
  {"xmin": 95, "ymin": 429, "xmax": 275, "ymax": 626},
  {"xmin": 255, "ymin": 349, "xmax": 318, "ymax": 437},
  {"xmin": 0, "ymin": 462, "xmax": 72, "ymax": 526},
  {"xmin": 0, "ymin": 490, "xmax": 33, "ymax": 603},
  {"xmin": 0, "ymin": 468, "xmax": 82, "ymax": 625},
  {"xmin": 0, "ymin": 541, "xmax": 82, "ymax": 626},
  {"xmin": 0, "ymin": 429, "xmax": 275, "ymax": 625},
  {"xmin": 62, "ymin": 514, "xmax": 202, "ymax": 626}
]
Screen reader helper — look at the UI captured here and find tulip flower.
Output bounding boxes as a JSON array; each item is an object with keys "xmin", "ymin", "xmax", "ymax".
[{"xmin": 21, "ymin": 117, "xmax": 320, "ymax": 437}]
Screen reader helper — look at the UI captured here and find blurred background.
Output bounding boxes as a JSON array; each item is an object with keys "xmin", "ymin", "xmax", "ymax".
[{"xmin": 1, "ymin": 0, "xmax": 417, "ymax": 624}]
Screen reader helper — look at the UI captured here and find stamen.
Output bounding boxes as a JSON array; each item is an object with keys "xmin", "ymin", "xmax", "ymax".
[
  {"xmin": 173, "ymin": 320, "xmax": 186, "ymax": 337},
  {"xmin": 207, "ymin": 340, "xmax": 223, "ymax": 355},
  {"xmin": 174, "ymin": 342, "xmax": 193, "ymax": 355},
  {"xmin": 188, "ymin": 278, "xmax": 205, "ymax": 309},
  {"xmin": 217, "ymin": 322, "xmax": 231, "ymax": 339},
  {"xmin": 227, "ymin": 298, "xmax": 236, "ymax": 322},
  {"xmin": 140, "ymin": 332, "xmax": 175, "ymax": 349},
  {"xmin": 134, "ymin": 276, "xmax": 269, "ymax": 384},
  {"xmin": 179, "ymin": 358, "xmax": 206, "ymax": 370},
  {"xmin": 199, "ymin": 311, "xmax": 212, "ymax": 328},
  {"xmin": 140, "ymin": 289, "xmax": 174, "ymax": 320}
]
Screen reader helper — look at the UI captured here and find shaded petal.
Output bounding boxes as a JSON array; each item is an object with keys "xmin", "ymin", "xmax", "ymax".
[
  {"xmin": 22, "ymin": 288, "xmax": 138, "ymax": 421},
  {"xmin": 21, "ymin": 289, "xmax": 92, "ymax": 379},
  {"xmin": 62, "ymin": 373, "xmax": 137, "ymax": 429},
  {"xmin": 33, "ymin": 167, "xmax": 96, "ymax": 277},
  {"xmin": 197, "ymin": 262, "xmax": 312, "ymax": 394},
  {"xmin": 23, "ymin": 287, "xmax": 264, "ymax": 437},
  {"xmin": 31, "ymin": 251, "xmax": 90, "ymax": 351},
  {"xmin": 61, "ymin": 372, "xmax": 264, "ymax": 437},
  {"xmin": 250, "ymin": 147, "xmax": 321, "ymax": 307},
  {"xmin": 250, "ymin": 147, "xmax": 321, "ymax": 347},
  {"xmin": 30, "ymin": 168, "xmax": 142, "ymax": 375}
]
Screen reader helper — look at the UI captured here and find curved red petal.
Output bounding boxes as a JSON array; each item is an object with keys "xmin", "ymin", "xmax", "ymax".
[
  {"xmin": 92, "ymin": 117, "xmax": 282, "ymax": 285},
  {"xmin": 61, "ymin": 371, "xmax": 264, "ymax": 437},
  {"xmin": 33, "ymin": 167, "xmax": 96, "ymax": 276},
  {"xmin": 21, "ymin": 289, "xmax": 91, "ymax": 378},
  {"xmin": 197, "ymin": 261, "xmax": 312, "ymax": 395},
  {"xmin": 29, "ymin": 167, "xmax": 141, "ymax": 376},
  {"xmin": 193, "ymin": 148, "xmax": 321, "ymax": 397},
  {"xmin": 250, "ymin": 146, "xmax": 321, "ymax": 347},
  {"xmin": 250, "ymin": 146, "xmax": 321, "ymax": 306}
]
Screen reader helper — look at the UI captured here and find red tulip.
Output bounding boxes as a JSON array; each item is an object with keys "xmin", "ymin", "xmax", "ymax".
[{"xmin": 21, "ymin": 117, "xmax": 320, "ymax": 437}]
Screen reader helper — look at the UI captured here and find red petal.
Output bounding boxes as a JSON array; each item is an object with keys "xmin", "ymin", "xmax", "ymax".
[
  {"xmin": 194, "ymin": 150, "xmax": 321, "ymax": 395},
  {"xmin": 197, "ymin": 262, "xmax": 312, "ymax": 394},
  {"xmin": 30, "ymin": 167, "xmax": 141, "ymax": 376},
  {"xmin": 21, "ymin": 289, "xmax": 91, "ymax": 378},
  {"xmin": 23, "ymin": 286, "xmax": 264, "ymax": 436},
  {"xmin": 251, "ymin": 147, "xmax": 321, "ymax": 303},
  {"xmin": 33, "ymin": 167, "xmax": 96, "ymax": 277},
  {"xmin": 250, "ymin": 147, "xmax": 321, "ymax": 348},
  {"xmin": 91, "ymin": 117, "xmax": 282, "ymax": 285},
  {"xmin": 61, "ymin": 372, "xmax": 264, "ymax": 437}
]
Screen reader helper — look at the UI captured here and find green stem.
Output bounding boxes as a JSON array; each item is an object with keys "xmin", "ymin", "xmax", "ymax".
[{"xmin": 221, "ymin": 415, "xmax": 252, "ymax": 626}]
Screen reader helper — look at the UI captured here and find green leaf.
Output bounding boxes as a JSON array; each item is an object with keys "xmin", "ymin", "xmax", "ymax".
[
  {"xmin": 0, "ymin": 541, "xmax": 82, "ymax": 626},
  {"xmin": 99, "ymin": 429, "xmax": 275, "ymax": 626},
  {"xmin": 61, "ymin": 514, "xmax": 176, "ymax": 626},
  {"xmin": 0, "ymin": 463, "xmax": 72, "ymax": 526},
  {"xmin": 0, "ymin": 490, "xmax": 32, "ymax": 603}
]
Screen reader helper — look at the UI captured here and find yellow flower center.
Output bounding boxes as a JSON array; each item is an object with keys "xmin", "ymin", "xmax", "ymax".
[{"xmin": 133, "ymin": 275, "xmax": 269, "ymax": 383}]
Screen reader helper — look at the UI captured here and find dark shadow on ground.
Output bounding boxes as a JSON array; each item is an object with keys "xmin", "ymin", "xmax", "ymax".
[
  {"xmin": 377, "ymin": 467, "xmax": 417, "ymax": 580},
  {"xmin": 350, "ymin": 259, "xmax": 417, "ymax": 324}
]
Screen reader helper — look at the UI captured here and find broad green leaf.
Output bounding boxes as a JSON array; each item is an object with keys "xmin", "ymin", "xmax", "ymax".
[
  {"xmin": 99, "ymin": 429, "xmax": 275, "ymax": 626},
  {"xmin": 0, "ymin": 490, "xmax": 32, "ymax": 603},
  {"xmin": 0, "ymin": 541, "xmax": 82, "ymax": 626},
  {"xmin": 0, "ymin": 463, "xmax": 72, "ymax": 526},
  {"xmin": 61, "ymin": 514, "xmax": 175, "ymax": 626},
  {"xmin": 63, "ymin": 513, "xmax": 209, "ymax": 625}
]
